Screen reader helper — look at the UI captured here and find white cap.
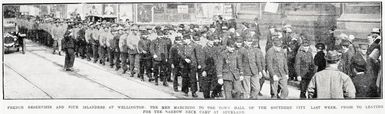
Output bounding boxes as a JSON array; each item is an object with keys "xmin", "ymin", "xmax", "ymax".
[{"xmin": 348, "ymin": 35, "xmax": 355, "ymax": 42}]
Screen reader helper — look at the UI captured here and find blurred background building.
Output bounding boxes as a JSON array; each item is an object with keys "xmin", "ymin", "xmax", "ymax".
[{"xmin": 3, "ymin": 2, "xmax": 381, "ymax": 42}]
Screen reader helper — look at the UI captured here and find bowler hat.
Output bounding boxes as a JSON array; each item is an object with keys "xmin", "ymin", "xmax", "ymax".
[
  {"xmin": 316, "ymin": 43, "xmax": 325, "ymax": 50},
  {"xmin": 325, "ymin": 50, "xmax": 342, "ymax": 61}
]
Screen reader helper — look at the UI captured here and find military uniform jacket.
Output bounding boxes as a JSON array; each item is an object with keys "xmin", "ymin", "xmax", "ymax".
[
  {"xmin": 119, "ymin": 34, "xmax": 128, "ymax": 53},
  {"xmin": 239, "ymin": 46, "xmax": 265, "ymax": 76},
  {"xmin": 62, "ymin": 32, "xmax": 75, "ymax": 50},
  {"xmin": 150, "ymin": 37, "xmax": 172, "ymax": 61},
  {"xmin": 169, "ymin": 43, "xmax": 183, "ymax": 66},
  {"xmin": 105, "ymin": 32, "xmax": 114, "ymax": 48},
  {"xmin": 127, "ymin": 33, "xmax": 140, "ymax": 54},
  {"xmin": 85, "ymin": 29, "xmax": 93, "ymax": 44},
  {"xmin": 179, "ymin": 42, "xmax": 202, "ymax": 67},
  {"xmin": 202, "ymin": 45, "xmax": 221, "ymax": 75},
  {"xmin": 138, "ymin": 38, "xmax": 152, "ymax": 60},
  {"xmin": 110, "ymin": 34, "xmax": 121, "ymax": 51},
  {"xmin": 92, "ymin": 29, "xmax": 100, "ymax": 42},
  {"xmin": 295, "ymin": 49, "xmax": 315, "ymax": 79},
  {"xmin": 52, "ymin": 26, "xmax": 61, "ymax": 40},
  {"xmin": 99, "ymin": 31, "xmax": 107, "ymax": 47},
  {"xmin": 216, "ymin": 49, "xmax": 243, "ymax": 81},
  {"xmin": 266, "ymin": 47, "xmax": 289, "ymax": 77}
]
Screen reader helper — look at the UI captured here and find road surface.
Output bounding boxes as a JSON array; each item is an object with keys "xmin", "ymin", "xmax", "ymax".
[{"xmin": 3, "ymin": 40, "xmax": 300, "ymax": 99}]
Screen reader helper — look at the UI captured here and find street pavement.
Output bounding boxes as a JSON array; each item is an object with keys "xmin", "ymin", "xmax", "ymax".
[{"xmin": 3, "ymin": 40, "xmax": 300, "ymax": 99}]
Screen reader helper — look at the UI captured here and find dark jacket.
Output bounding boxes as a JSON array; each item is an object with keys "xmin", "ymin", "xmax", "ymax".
[
  {"xmin": 314, "ymin": 51, "xmax": 326, "ymax": 72},
  {"xmin": 180, "ymin": 42, "xmax": 202, "ymax": 67},
  {"xmin": 239, "ymin": 46, "xmax": 265, "ymax": 76},
  {"xmin": 295, "ymin": 49, "xmax": 315, "ymax": 79},
  {"xmin": 169, "ymin": 43, "xmax": 183, "ymax": 66},
  {"xmin": 202, "ymin": 45, "xmax": 221, "ymax": 75},
  {"xmin": 266, "ymin": 47, "xmax": 288, "ymax": 78},
  {"xmin": 138, "ymin": 38, "xmax": 152, "ymax": 59},
  {"xmin": 62, "ymin": 31, "xmax": 75, "ymax": 50},
  {"xmin": 150, "ymin": 37, "xmax": 172, "ymax": 61},
  {"xmin": 216, "ymin": 49, "xmax": 243, "ymax": 81}
]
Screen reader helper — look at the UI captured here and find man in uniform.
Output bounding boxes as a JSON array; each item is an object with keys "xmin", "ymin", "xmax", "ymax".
[
  {"xmin": 113, "ymin": 26, "xmax": 123, "ymax": 70},
  {"xmin": 62, "ymin": 27, "xmax": 76, "ymax": 71},
  {"xmin": 138, "ymin": 27, "xmax": 153, "ymax": 81},
  {"xmin": 150, "ymin": 28, "xmax": 172, "ymax": 86},
  {"xmin": 169, "ymin": 36, "xmax": 183, "ymax": 91},
  {"xmin": 72, "ymin": 24, "xmax": 80, "ymax": 57},
  {"xmin": 77, "ymin": 24, "xmax": 87, "ymax": 59},
  {"xmin": 52, "ymin": 21, "xmax": 62, "ymax": 55},
  {"xmin": 119, "ymin": 26, "xmax": 130, "ymax": 74},
  {"xmin": 85, "ymin": 24, "xmax": 93, "ymax": 61},
  {"xmin": 98, "ymin": 26, "xmax": 109, "ymax": 65},
  {"xmin": 106, "ymin": 26, "xmax": 116, "ymax": 68},
  {"xmin": 307, "ymin": 50, "xmax": 356, "ymax": 99},
  {"xmin": 200, "ymin": 39, "xmax": 220, "ymax": 99},
  {"xmin": 266, "ymin": 37, "xmax": 289, "ymax": 99},
  {"xmin": 180, "ymin": 35, "xmax": 201, "ymax": 97},
  {"xmin": 295, "ymin": 39, "xmax": 316, "ymax": 98},
  {"xmin": 216, "ymin": 39, "xmax": 244, "ymax": 99},
  {"xmin": 127, "ymin": 25, "xmax": 141, "ymax": 77},
  {"xmin": 239, "ymin": 38, "xmax": 265, "ymax": 99},
  {"xmin": 92, "ymin": 24, "xmax": 100, "ymax": 63}
]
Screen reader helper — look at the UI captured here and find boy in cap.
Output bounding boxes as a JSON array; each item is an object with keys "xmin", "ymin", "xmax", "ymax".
[
  {"xmin": 127, "ymin": 25, "xmax": 141, "ymax": 77},
  {"xmin": 266, "ymin": 37, "xmax": 289, "ymax": 99},
  {"xmin": 216, "ymin": 39, "xmax": 244, "ymax": 99},
  {"xmin": 169, "ymin": 36, "xmax": 184, "ymax": 92},
  {"xmin": 295, "ymin": 38, "xmax": 316, "ymax": 98},
  {"xmin": 307, "ymin": 50, "xmax": 356, "ymax": 99},
  {"xmin": 98, "ymin": 26, "xmax": 109, "ymax": 65},
  {"xmin": 138, "ymin": 27, "xmax": 153, "ymax": 81},
  {"xmin": 150, "ymin": 30, "xmax": 172, "ymax": 86},
  {"xmin": 180, "ymin": 34, "xmax": 202, "ymax": 97},
  {"xmin": 91, "ymin": 24, "xmax": 100, "ymax": 63},
  {"xmin": 200, "ymin": 38, "xmax": 222, "ymax": 99},
  {"xmin": 119, "ymin": 27, "xmax": 130, "ymax": 74},
  {"xmin": 238, "ymin": 38, "xmax": 265, "ymax": 99}
]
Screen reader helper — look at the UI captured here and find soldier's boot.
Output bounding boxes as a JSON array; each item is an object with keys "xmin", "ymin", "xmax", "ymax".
[
  {"xmin": 115, "ymin": 65, "xmax": 120, "ymax": 71},
  {"xmin": 130, "ymin": 71, "xmax": 134, "ymax": 77},
  {"xmin": 163, "ymin": 79, "xmax": 169, "ymax": 87},
  {"xmin": 155, "ymin": 77, "xmax": 159, "ymax": 86},
  {"xmin": 218, "ymin": 91, "xmax": 223, "ymax": 98},
  {"xmin": 122, "ymin": 69, "xmax": 127, "ymax": 74},
  {"xmin": 148, "ymin": 73, "xmax": 154, "ymax": 82},
  {"xmin": 173, "ymin": 87, "xmax": 179, "ymax": 92},
  {"xmin": 192, "ymin": 92, "xmax": 198, "ymax": 98}
]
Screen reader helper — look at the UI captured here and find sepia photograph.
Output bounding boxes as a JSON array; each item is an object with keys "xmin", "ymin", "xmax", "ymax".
[{"xmin": 2, "ymin": 1, "xmax": 382, "ymax": 101}]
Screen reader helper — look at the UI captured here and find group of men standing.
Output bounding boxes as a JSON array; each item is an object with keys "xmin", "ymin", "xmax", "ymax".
[{"xmin": 15, "ymin": 15, "xmax": 382, "ymax": 100}]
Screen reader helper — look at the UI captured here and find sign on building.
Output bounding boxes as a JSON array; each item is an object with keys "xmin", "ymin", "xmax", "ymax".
[
  {"xmin": 177, "ymin": 5, "xmax": 188, "ymax": 14},
  {"xmin": 264, "ymin": 2, "xmax": 279, "ymax": 13}
]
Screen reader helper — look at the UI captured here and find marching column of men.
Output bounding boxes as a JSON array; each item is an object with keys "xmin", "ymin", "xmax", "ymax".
[{"xmin": 16, "ymin": 15, "xmax": 382, "ymax": 99}]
